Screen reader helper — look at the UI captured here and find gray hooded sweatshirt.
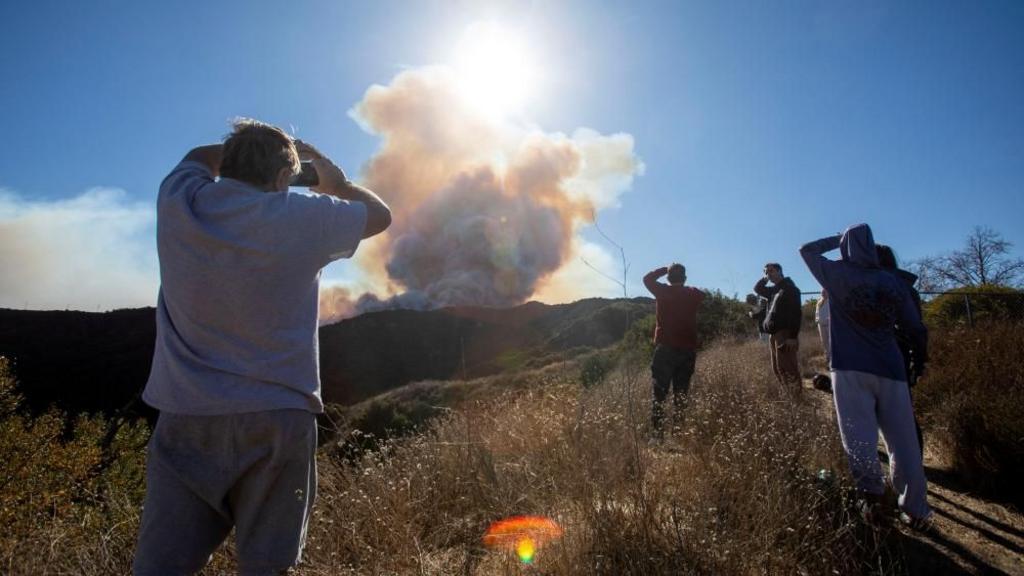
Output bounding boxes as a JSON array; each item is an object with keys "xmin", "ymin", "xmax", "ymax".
[{"xmin": 800, "ymin": 223, "xmax": 927, "ymax": 381}]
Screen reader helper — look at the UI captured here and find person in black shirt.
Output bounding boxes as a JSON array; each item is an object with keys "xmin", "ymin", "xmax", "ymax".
[{"xmin": 754, "ymin": 262, "xmax": 803, "ymax": 394}]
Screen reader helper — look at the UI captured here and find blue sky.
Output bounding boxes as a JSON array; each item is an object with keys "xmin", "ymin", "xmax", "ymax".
[{"xmin": 1, "ymin": 0, "xmax": 1022, "ymax": 311}]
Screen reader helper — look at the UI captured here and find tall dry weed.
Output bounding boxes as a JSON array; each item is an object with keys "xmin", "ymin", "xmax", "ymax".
[
  {"xmin": 0, "ymin": 357, "xmax": 149, "ymax": 576},
  {"xmin": 915, "ymin": 322, "xmax": 1024, "ymax": 500},
  {"xmin": 295, "ymin": 339, "xmax": 877, "ymax": 575},
  {"xmin": 2, "ymin": 333, "xmax": 904, "ymax": 575}
]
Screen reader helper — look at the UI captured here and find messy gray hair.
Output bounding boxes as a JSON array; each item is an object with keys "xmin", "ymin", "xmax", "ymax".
[{"xmin": 219, "ymin": 118, "xmax": 300, "ymax": 187}]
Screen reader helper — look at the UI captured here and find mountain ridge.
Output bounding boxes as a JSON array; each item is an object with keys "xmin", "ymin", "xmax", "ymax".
[{"xmin": 0, "ymin": 297, "xmax": 654, "ymax": 416}]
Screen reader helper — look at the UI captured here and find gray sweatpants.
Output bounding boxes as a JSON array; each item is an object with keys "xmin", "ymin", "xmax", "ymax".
[
  {"xmin": 831, "ymin": 370, "xmax": 930, "ymax": 520},
  {"xmin": 133, "ymin": 410, "xmax": 317, "ymax": 576}
]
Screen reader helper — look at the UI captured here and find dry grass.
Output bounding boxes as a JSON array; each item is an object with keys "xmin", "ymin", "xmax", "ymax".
[
  {"xmin": 2, "ymin": 335, "xmax": 898, "ymax": 575},
  {"xmin": 0, "ymin": 357, "xmax": 149, "ymax": 576},
  {"xmin": 914, "ymin": 322, "xmax": 1024, "ymax": 501},
  {"xmin": 294, "ymin": 338, "xmax": 872, "ymax": 575}
]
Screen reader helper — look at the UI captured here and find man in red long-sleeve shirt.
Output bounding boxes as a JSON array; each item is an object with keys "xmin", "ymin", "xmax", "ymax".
[{"xmin": 644, "ymin": 263, "xmax": 705, "ymax": 438}]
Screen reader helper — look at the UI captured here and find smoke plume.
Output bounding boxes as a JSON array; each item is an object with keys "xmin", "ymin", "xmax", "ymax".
[
  {"xmin": 333, "ymin": 65, "xmax": 641, "ymax": 320},
  {"xmin": 0, "ymin": 188, "xmax": 157, "ymax": 311}
]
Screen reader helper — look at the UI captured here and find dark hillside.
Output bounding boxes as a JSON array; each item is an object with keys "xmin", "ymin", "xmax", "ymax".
[
  {"xmin": 0, "ymin": 308, "xmax": 156, "ymax": 415},
  {"xmin": 306, "ymin": 297, "xmax": 652, "ymax": 404},
  {"xmin": 0, "ymin": 298, "xmax": 653, "ymax": 415}
]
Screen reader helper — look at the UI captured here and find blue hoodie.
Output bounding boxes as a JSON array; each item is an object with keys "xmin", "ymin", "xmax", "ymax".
[{"xmin": 800, "ymin": 223, "xmax": 927, "ymax": 381}]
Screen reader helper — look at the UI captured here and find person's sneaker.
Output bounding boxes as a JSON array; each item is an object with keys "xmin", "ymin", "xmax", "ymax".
[{"xmin": 898, "ymin": 511, "xmax": 934, "ymax": 533}]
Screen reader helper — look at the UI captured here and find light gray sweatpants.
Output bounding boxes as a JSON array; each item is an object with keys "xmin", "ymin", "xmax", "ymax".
[
  {"xmin": 133, "ymin": 409, "xmax": 317, "ymax": 576},
  {"xmin": 831, "ymin": 370, "xmax": 931, "ymax": 519}
]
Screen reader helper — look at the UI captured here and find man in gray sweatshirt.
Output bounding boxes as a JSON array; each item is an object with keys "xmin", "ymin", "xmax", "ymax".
[{"xmin": 133, "ymin": 119, "xmax": 391, "ymax": 574}]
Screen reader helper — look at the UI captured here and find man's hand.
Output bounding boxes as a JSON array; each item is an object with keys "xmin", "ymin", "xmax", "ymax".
[
  {"xmin": 293, "ymin": 139, "xmax": 323, "ymax": 161},
  {"xmin": 294, "ymin": 140, "xmax": 349, "ymax": 193},
  {"xmin": 293, "ymin": 139, "xmax": 392, "ymax": 238},
  {"xmin": 309, "ymin": 158, "xmax": 350, "ymax": 196}
]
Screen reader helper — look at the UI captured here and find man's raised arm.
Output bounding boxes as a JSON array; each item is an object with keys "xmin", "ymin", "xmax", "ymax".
[
  {"xmin": 753, "ymin": 277, "xmax": 775, "ymax": 299},
  {"xmin": 800, "ymin": 234, "xmax": 841, "ymax": 287},
  {"xmin": 644, "ymin": 267, "xmax": 668, "ymax": 296},
  {"xmin": 182, "ymin": 145, "xmax": 224, "ymax": 177}
]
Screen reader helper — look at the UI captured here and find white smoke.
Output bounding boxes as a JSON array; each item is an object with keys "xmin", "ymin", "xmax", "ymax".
[
  {"xmin": 340, "ymin": 65, "xmax": 642, "ymax": 317},
  {"xmin": 0, "ymin": 67, "xmax": 642, "ymax": 319},
  {"xmin": 0, "ymin": 188, "xmax": 157, "ymax": 310}
]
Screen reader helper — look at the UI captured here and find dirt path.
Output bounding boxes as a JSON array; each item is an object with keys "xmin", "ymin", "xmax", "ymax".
[
  {"xmin": 900, "ymin": 451, "xmax": 1024, "ymax": 575},
  {"xmin": 805, "ymin": 381, "xmax": 1024, "ymax": 575}
]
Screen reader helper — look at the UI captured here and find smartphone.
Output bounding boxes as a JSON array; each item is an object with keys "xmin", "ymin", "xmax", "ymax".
[{"xmin": 290, "ymin": 162, "xmax": 319, "ymax": 187}]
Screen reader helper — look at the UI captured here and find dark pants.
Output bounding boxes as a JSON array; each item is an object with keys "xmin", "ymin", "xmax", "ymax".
[
  {"xmin": 651, "ymin": 344, "xmax": 697, "ymax": 436},
  {"xmin": 769, "ymin": 332, "xmax": 801, "ymax": 389}
]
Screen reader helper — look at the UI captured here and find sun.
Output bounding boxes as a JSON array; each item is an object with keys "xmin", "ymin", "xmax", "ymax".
[{"xmin": 452, "ymin": 21, "xmax": 539, "ymax": 119}]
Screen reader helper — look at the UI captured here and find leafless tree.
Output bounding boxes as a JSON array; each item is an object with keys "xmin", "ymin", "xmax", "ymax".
[{"xmin": 911, "ymin": 226, "xmax": 1024, "ymax": 290}]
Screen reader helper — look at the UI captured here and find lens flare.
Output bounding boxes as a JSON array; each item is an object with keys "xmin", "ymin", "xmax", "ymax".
[
  {"xmin": 516, "ymin": 536, "xmax": 536, "ymax": 563},
  {"xmin": 483, "ymin": 516, "xmax": 562, "ymax": 564}
]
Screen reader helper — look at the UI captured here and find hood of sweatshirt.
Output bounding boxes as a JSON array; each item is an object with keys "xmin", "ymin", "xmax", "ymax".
[{"xmin": 840, "ymin": 223, "xmax": 879, "ymax": 268}]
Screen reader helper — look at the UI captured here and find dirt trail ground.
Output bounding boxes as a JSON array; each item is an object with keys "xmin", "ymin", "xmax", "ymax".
[
  {"xmin": 902, "ymin": 450, "xmax": 1024, "ymax": 575},
  {"xmin": 805, "ymin": 384, "xmax": 1023, "ymax": 575}
]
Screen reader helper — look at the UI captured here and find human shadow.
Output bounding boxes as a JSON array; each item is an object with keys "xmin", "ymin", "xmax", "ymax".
[
  {"xmin": 896, "ymin": 532, "xmax": 972, "ymax": 575},
  {"xmin": 899, "ymin": 528, "xmax": 1013, "ymax": 576},
  {"xmin": 929, "ymin": 489, "xmax": 1024, "ymax": 542},
  {"xmin": 931, "ymin": 506, "xmax": 1024, "ymax": 558},
  {"xmin": 924, "ymin": 464, "xmax": 1024, "ymax": 511}
]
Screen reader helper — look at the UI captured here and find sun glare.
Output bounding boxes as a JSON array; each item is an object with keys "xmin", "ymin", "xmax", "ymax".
[{"xmin": 453, "ymin": 21, "xmax": 538, "ymax": 118}]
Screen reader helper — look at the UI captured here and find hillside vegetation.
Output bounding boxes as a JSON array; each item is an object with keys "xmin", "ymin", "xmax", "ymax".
[
  {"xmin": 302, "ymin": 338, "xmax": 871, "ymax": 575},
  {"xmin": 914, "ymin": 322, "xmax": 1024, "ymax": 503},
  {"xmin": 0, "ymin": 357, "xmax": 148, "ymax": 574},
  {"xmin": 3, "ymin": 303, "xmax": 1021, "ymax": 574},
  {"xmin": 3, "ymin": 337, "xmax": 889, "ymax": 575}
]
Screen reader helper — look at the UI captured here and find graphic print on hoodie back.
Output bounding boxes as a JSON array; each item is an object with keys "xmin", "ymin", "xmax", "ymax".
[{"xmin": 800, "ymin": 223, "xmax": 927, "ymax": 381}]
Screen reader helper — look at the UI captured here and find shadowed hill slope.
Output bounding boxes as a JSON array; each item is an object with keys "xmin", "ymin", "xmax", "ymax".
[
  {"xmin": 0, "ymin": 308, "xmax": 156, "ymax": 415},
  {"xmin": 0, "ymin": 298, "xmax": 653, "ymax": 415}
]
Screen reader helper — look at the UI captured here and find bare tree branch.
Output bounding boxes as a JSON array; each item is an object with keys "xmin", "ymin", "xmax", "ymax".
[
  {"xmin": 912, "ymin": 226, "xmax": 1024, "ymax": 289},
  {"xmin": 581, "ymin": 209, "xmax": 630, "ymax": 297},
  {"xmin": 580, "ymin": 256, "xmax": 627, "ymax": 291}
]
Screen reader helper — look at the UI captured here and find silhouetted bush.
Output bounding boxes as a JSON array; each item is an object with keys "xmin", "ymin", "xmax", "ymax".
[{"xmin": 915, "ymin": 323, "xmax": 1024, "ymax": 503}]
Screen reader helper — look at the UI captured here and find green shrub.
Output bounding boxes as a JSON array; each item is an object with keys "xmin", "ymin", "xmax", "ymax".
[
  {"xmin": 924, "ymin": 284, "xmax": 1024, "ymax": 326},
  {"xmin": 579, "ymin": 352, "xmax": 616, "ymax": 388},
  {"xmin": 620, "ymin": 313, "xmax": 656, "ymax": 361},
  {"xmin": 495, "ymin": 348, "xmax": 531, "ymax": 372},
  {"xmin": 696, "ymin": 289, "xmax": 758, "ymax": 344}
]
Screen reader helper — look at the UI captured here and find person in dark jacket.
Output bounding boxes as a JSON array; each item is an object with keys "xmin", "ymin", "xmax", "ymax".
[
  {"xmin": 877, "ymin": 244, "xmax": 927, "ymax": 457},
  {"xmin": 801, "ymin": 224, "xmax": 931, "ymax": 528},
  {"xmin": 644, "ymin": 263, "xmax": 705, "ymax": 438},
  {"xmin": 754, "ymin": 263, "xmax": 803, "ymax": 393}
]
